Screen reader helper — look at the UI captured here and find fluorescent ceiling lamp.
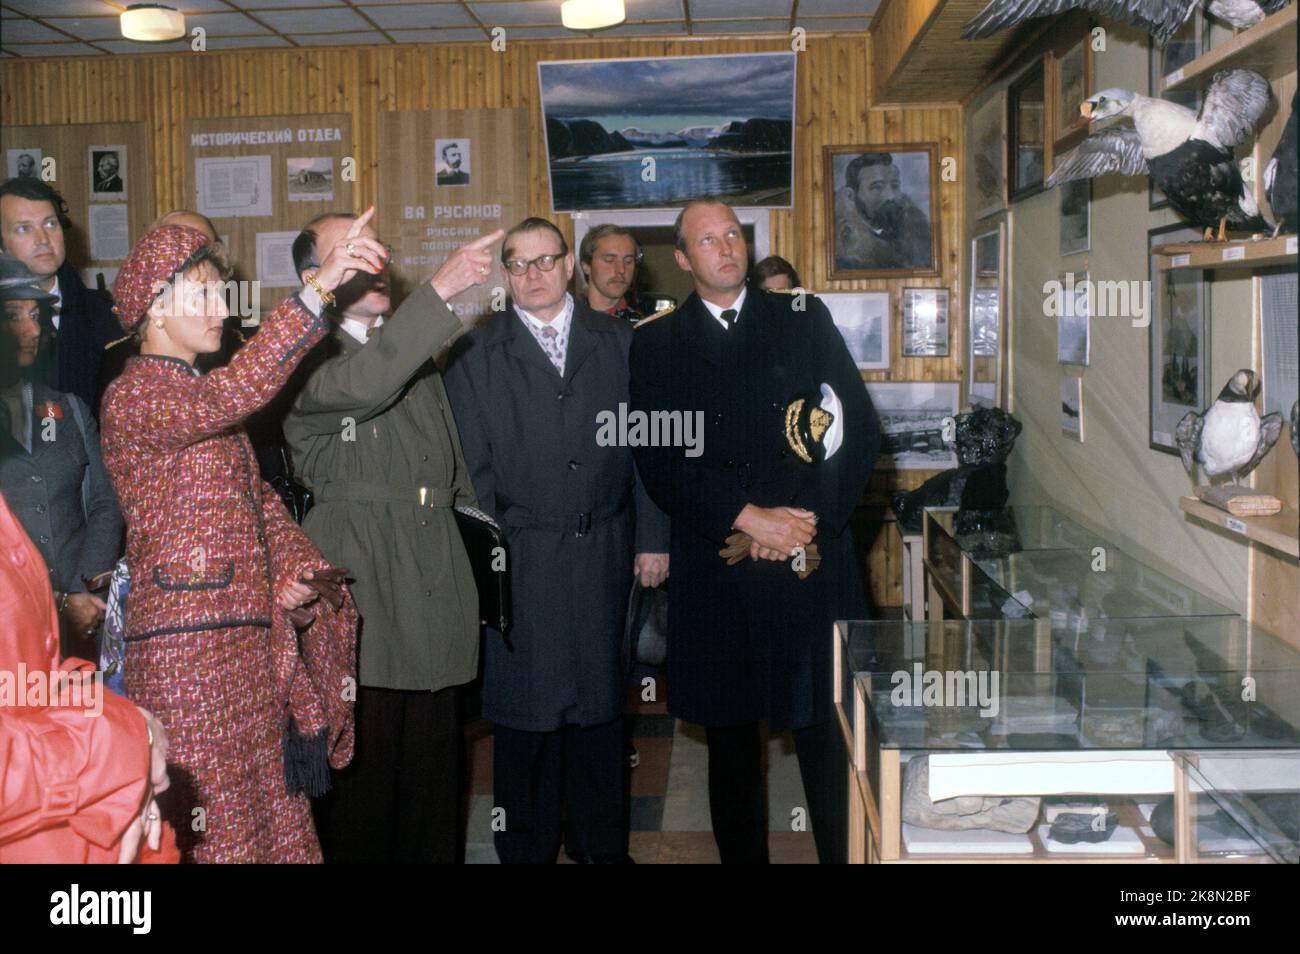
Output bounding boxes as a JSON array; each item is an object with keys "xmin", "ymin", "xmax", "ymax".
[
  {"xmin": 120, "ymin": 4, "xmax": 186, "ymax": 42},
  {"xmin": 561, "ymin": 0, "xmax": 626, "ymax": 30}
]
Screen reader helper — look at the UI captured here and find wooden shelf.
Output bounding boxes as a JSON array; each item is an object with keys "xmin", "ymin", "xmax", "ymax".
[
  {"xmin": 1162, "ymin": 5, "xmax": 1297, "ymax": 93},
  {"xmin": 1154, "ymin": 235, "xmax": 1298, "ymax": 271},
  {"xmin": 1179, "ymin": 496, "xmax": 1300, "ymax": 558}
]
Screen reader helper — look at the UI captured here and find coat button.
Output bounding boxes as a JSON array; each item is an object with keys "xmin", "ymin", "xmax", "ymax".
[
  {"xmin": 568, "ymin": 460, "xmax": 579, "ymax": 470},
  {"xmin": 38, "ymin": 534, "xmax": 49, "ymax": 544},
  {"xmin": 34, "ymin": 504, "xmax": 45, "ymax": 514},
  {"xmin": 30, "ymin": 474, "xmax": 41, "ymax": 482},
  {"xmin": 420, "ymin": 519, "xmax": 428, "ymax": 527},
  {"xmin": 723, "ymin": 458, "xmax": 734, "ymax": 470},
  {"xmin": 556, "ymin": 392, "xmax": 565, "ymax": 400},
  {"xmin": 422, "ymin": 454, "xmax": 429, "ymax": 462},
  {"xmin": 425, "ymin": 589, "xmax": 432, "ymax": 597}
]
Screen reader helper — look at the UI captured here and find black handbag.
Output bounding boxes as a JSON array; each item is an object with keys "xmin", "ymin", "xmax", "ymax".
[{"xmin": 454, "ymin": 504, "xmax": 512, "ymax": 634}]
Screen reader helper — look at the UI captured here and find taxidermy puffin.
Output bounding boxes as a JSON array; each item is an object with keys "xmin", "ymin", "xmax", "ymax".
[
  {"xmin": 962, "ymin": 0, "xmax": 1290, "ymax": 45},
  {"xmin": 1175, "ymin": 369, "xmax": 1283, "ymax": 482},
  {"xmin": 1264, "ymin": 91, "xmax": 1297, "ymax": 234},
  {"xmin": 1047, "ymin": 70, "xmax": 1272, "ymax": 240}
]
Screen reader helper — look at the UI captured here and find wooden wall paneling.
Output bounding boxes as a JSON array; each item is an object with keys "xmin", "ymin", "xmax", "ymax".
[
  {"xmin": 0, "ymin": 120, "xmax": 152, "ymax": 285},
  {"xmin": 2, "ymin": 36, "xmax": 969, "ymax": 607}
]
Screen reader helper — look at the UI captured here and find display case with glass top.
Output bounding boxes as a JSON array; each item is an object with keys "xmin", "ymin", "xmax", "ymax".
[
  {"xmin": 1174, "ymin": 751, "xmax": 1300, "ymax": 864},
  {"xmin": 922, "ymin": 506, "xmax": 1239, "ymax": 623},
  {"xmin": 832, "ymin": 617, "xmax": 1300, "ymax": 863}
]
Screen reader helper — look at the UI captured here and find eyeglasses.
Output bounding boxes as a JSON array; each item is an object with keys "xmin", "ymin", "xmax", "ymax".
[{"xmin": 504, "ymin": 254, "xmax": 561, "ymax": 276}]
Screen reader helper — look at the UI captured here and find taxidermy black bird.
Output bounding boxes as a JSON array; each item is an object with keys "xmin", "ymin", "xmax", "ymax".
[
  {"xmin": 1264, "ymin": 91, "xmax": 1297, "ymax": 234},
  {"xmin": 1175, "ymin": 369, "xmax": 1283, "ymax": 482},
  {"xmin": 961, "ymin": 0, "xmax": 1290, "ymax": 45},
  {"xmin": 1046, "ymin": 70, "xmax": 1273, "ymax": 240}
]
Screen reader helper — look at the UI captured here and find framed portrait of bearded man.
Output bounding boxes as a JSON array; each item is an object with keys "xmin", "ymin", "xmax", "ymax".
[{"xmin": 824, "ymin": 143, "xmax": 940, "ymax": 281}]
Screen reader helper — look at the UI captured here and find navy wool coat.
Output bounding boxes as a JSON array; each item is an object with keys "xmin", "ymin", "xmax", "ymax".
[
  {"xmin": 444, "ymin": 299, "xmax": 669, "ymax": 732},
  {"xmin": 628, "ymin": 286, "xmax": 880, "ymax": 732}
]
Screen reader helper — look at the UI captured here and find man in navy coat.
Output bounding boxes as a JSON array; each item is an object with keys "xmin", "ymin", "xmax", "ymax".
[
  {"xmin": 444, "ymin": 217, "xmax": 669, "ymax": 864},
  {"xmin": 0, "ymin": 177, "xmax": 121, "ymax": 415},
  {"xmin": 629, "ymin": 198, "xmax": 880, "ymax": 863}
]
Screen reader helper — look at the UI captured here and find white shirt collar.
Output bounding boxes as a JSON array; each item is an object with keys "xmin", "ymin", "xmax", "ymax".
[
  {"xmin": 340, "ymin": 314, "xmax": 383, "ymax": 345},
  {"xmin": 700, "ymin": 286, "xmax": 747, "ymax": 330},
  {"xmin": 514, "ymin": 292, "xmax": 574, "ymax": 335}
]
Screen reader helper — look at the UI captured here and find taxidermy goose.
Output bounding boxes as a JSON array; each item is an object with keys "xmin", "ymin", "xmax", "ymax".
[
  {"xmin": 1175, "ymin": 369, "xmax": 1283, "ymax": 482},
  {"xmin": 1264, "ymin": 91, "xmax": 1297, "ymax": 234},
  {"xmin": 962, "ymin": 0, "xmax": 1290, "ymax": 45},
  {"xmin": 1046, "ymin": 70, "xmax": 1272, "ymax": 240}
]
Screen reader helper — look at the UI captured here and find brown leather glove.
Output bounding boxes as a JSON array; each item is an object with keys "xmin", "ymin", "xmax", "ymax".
[
  {"xmin": 719, "ymin": 533, "xmax": 821, "ymax": 579},
  {"xmin": 300, "ymin": 566, "xmax": 349, "ymax": 611}
]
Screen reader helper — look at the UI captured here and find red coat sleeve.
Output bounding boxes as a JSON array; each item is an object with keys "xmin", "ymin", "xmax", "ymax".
[
  {"xmin": 103, "ymin": 293, "xmax": 329, "ymax": 456},
  {"xmin": 0, "ymin": 675, "xmax": 151, "ymax": 851},
  {"xmin": 260, "ymin": 478, "xmax": 328, "ymax": 594}
]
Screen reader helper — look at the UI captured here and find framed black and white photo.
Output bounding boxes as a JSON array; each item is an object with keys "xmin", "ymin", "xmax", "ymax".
[
  {"xmin": 286, "ymin": 157, "xmax": 334, "ymax": 202},
  {"xmin": 6, "ymin": 148, "xmax": 41, "ymax": 180},
  {"xmin": 968, "ymin": 222, "xmax": 1007, "ymax": 407},
  {"xmin": 820, "ymin": 291, "xmax": 891, "ymax": 371},
  {"xmin": 969, "ymin": 90, "xmax": 1006, "ymax": 221},
  {"xmin": 537, "ymin": 52, "xmax": 795, "ymax": 212},
  {"xmin": 1061, "ymin": 375, "xmax": 1084, "ymax": 441},
  {"xmin": 865, "ymin": 381, "xmax": 960, "ymax": 469},
  {"xmin": 1059, "ymin": 178, "xmax": 1090, "ymax": 256},
  {"xmin": 89, "ymin": 145, "xmax": 127, "ymax": 200},
  {"xmin": 824, "ymin": 143, "xmax": 940, "ymax": 280},
  {"xmin": 1148, "ymin": 224, "xmax": 1210, "ymax": 454},
  {"xmin": 1008, "ymin": 62, "xmax": 1046, "ymax": 201},
  {"xmin": 1051, "ymin": 33, "xmax": 1092, "ymax": 155},
  {"xmin": 1260, "ymin": 270, "xmax": 1298, "ymax": 421},
  {"xmin": 435, "ymin": 137, "xmax": 471, "ymax": 187},
  {"xmin": 1148, "ymin": 20, "xmax": 1205, "ymax": 210},
  {"xmin": 1055, "ymin": 271, "xmax": 1090, "ymax": 366},
  {"xmin": 901, "ymin": 288, "xmax": 950, "ymax": 357}
]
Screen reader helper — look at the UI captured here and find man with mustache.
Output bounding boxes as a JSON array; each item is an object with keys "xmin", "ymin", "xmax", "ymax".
[
  {"xmin": 580, "ymin": 224, "xmax": 643, "ymax": 324},
  {"xmin": 834, "ymin": 152, "xmax": 933, "ymax": 271}
]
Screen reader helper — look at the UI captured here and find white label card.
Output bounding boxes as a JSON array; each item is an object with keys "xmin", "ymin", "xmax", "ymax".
[
  {"xmin": 1225, "ymin": 517, "xmax": 1247, "ymax": 534},
  {"xmin": 1221, "ymin": 245, "xmax": 1246, "ymax": 261},
  {"xmin": 1172, "ymin": 254, "xmax": 1190, "ymax": 267}
]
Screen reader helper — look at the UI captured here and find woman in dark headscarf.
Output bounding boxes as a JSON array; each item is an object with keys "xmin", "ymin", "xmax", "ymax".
[{"xmin": 98, "ymin": 212, "xmax": 385, "ymax": 862}]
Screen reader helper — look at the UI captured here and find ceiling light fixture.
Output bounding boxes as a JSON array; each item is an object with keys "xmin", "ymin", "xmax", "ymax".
[
  {"xmin": 120, "ymin": 4, "xmax": 186, "ymax": 42},
  {"xmin": 561, "ymin": 0, "xmax": 626, "ymax": 31}
]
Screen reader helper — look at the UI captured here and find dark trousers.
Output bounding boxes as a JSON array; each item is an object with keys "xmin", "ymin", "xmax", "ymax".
[
  {"xmin": 313, "ymin": 684, "xmax": 463, "ymax": 864},
  {"xmin": 705, "ymin": 719, "xmax": 847, "ymax": 864},
  {"xmin": 493, "ymin": 717, "xmax": 626, "ymax": 864}
]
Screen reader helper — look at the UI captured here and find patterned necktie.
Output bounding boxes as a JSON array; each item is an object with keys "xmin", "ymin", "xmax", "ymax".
[
  {"xmin": 539, "ymin": 324, "xmax": 564, "ymax": 374},
  {"xmin": 721, "ymin": 308, "xmax": 737, "ymax": 330}
]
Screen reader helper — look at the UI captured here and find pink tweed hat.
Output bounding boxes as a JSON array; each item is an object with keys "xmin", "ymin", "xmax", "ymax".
[{"xmin": 111, "ymin": 224, "xmax": 212, "ymax": 332}]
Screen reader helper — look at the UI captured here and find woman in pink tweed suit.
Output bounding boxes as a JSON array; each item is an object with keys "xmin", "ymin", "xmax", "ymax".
[{"xmin": 99, "ymin": 215, "xmax": 387, "ymax": 862}]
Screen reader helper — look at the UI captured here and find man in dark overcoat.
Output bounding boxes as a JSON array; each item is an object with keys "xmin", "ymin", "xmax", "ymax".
[
  {"xmin": 628, "ymin": 198, "xmax": 880, "ymax": 864},
  {"xmin": 444, "ymin": 217, "xmax": 669, "ymax": 864}
]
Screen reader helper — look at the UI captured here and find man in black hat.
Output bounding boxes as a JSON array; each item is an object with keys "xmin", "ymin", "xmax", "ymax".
[{"xmin": 628, "ymin": 197, "xmax": 880, "ymax": 864}]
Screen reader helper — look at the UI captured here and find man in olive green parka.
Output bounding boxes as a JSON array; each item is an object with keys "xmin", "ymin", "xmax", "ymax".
[{"xmin": 283, "ymin": 213, "xmax": 503, "ymax": 863}]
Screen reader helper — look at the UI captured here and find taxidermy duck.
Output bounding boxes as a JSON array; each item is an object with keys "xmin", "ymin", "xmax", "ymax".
[
  {"xmin": 1264, "ymin": 91, "xmax": 1297, "ymax": 234},
  {"xmin": 1046, "ymin": 70, "xmax": 1273, "ymax": 241},
  {"xmin": 962, "ymin": 0, "xmax": 1290, "ymax": 45},
  {"xmin": 1175, "ymin": 369, "xmax": 1283, "ymax": 482}
]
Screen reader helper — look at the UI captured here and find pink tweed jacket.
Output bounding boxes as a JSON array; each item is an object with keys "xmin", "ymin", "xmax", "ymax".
[{"xmin": 99, "ymin": 294, "xmax": 330, "ymax": 640}]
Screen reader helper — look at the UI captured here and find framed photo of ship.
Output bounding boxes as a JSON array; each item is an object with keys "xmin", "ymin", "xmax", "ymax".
[
  {"xmin": 865, "ymin": 381, "xmax": 960, "ymax": 470},
  {"xmin": 537, "ymin": 52, "xmax": 796, "ymax": 212}
]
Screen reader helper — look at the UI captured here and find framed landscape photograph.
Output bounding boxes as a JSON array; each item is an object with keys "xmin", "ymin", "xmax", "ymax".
[
  {"xmin": 1148, "ymin": 223, "xmax": 1210, "ymax": 454},
  {"xmin": 537, "ymin": 52, "xmax": 796, "ymax": 212},
  {"xmin": 1061, "ymin": 376, "xmax": 1085, "ymax": 441},
  {"xmin": 1056, "ymin": 272, "xmax": 1091, "ymax": 366},
  {"xmin": 1008, "ymin": 62, "xmax": 1046, "ymax": 201},
  {"xmin": 820, "ymin": 291, "xmax": 891, "ymax": 371},
  {"xmin": 824, "ymin": 143, "xmax": 940, "ymax": 280},
  {"xmin": 968, "ymin": 222, "xmax": 1007, "ymax": 407},
  {"xmin": 970, "ymin": 90, "xmax": 1006, "ymax": 221},
  {"xmin": 1051, "ymin": 34, "xmax": 1092, "ymax": 155},
  {"xmin": 901, "ymin": 287, "xmax": 950, "ymax": 357},
  {"xmin": 865, "ymin": 381, "xmax": 960, "ymax": 470},
  {"xmin": 1059, "ymin": 178, "xmax": 1090, "ymax": 256}
]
